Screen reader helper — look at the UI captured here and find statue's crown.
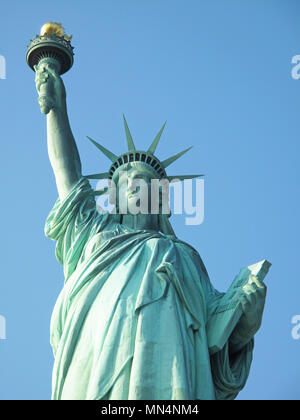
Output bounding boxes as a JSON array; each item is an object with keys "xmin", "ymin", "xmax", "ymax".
[{"xmin": 85, "ymin": 115, "xmax": 203, "ymax": 196}]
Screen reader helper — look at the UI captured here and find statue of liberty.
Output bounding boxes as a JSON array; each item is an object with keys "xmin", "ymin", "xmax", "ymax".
[{"xmin": 29, "ymin": 23, "xmax": 269, "ymax": 400}]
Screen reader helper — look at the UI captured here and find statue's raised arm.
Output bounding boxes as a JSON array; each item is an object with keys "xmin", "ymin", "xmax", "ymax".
[
  {"xmin": 35, "ymin": 61, "xmax": 82, "ymax": 200},
  {"xmin": 27, "ymin": 23, "xmax": 82, "ymax": 200}
]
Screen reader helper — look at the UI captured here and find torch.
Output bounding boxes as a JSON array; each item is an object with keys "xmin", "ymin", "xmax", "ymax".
[{"xmin": 26, "ymin": 22, "xmax": 74, "ymax": 114}]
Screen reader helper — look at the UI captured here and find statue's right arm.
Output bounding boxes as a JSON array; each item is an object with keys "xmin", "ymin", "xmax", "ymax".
[{"xmin": 35, "ymin": 61, "xmax": 82, "ymax": 201}]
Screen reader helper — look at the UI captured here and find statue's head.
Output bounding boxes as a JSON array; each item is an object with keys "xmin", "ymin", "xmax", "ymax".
[
  {"xmin": 85, "ymin": 116, "xmax": 202, "ymax": 233},
  {"xmin": 109, "ymin": 161, "xmax": 170, "ymax": 216}
]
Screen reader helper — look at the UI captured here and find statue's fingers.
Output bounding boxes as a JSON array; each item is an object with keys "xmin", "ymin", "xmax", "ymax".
[
  {"xmin": 38, "ymin": 74, "xmax": 48, "ymax": 83},
  {"xmin": 239, "ymin": 289, "xmax": 252, "ymax": 305},
  {"xmin": 35, "ymin": 70, "xmax": 41, "ymax": 80},
  {"xmin": 35, "ymin": 76, "xmax": 43, "ymax": 91},
  {"xmin": 251, "ymin": 282, "xmax": 259, "ymax": 292},
  {"xmin": 36, "ymin": 77, "xmax": 48, "ymax": 91},
  {"xmin": 46, "ymin": 67, "xmax": 65, "ymax": 93},
  {"xmin": 35, "ymin": 69, "xmax": 48, "ymax": 80},
  {"xmin": 46, "ymin": 66, "xmax": 55, "ymax": 77},
  {"xmin": 249, "ymin": 275, "xmax": 265, "ymax": 289},
  {"xmin": 242, "ymin": 285, "xmax": 257, "ymax": 307},
  {"xmin": 250, "ymin": 283, "xmax": 264, "ymax": 302},
  {"xmin": 251, "ymin": 279, "xmax": 267, "ymax": 299},
  {"xmin": 243, "ymin": 283, "xmax": 256, "ymax": 295},
  {"xmin": 46, "ymin": 66, "xmax": 59, "ymax": 80},
  {"xmin": 248, "ymin": 290, "xmax": 257, "ymax": 305}
]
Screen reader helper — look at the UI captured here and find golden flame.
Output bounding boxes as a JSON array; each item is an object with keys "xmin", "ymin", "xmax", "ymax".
[{"xmin": 40, "ymin": 22, "xmax": 72, "ymax": 41}]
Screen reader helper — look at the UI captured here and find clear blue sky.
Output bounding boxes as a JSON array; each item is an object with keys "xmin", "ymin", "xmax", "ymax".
[{"xmin": 0, "ymin": 0, "xmax": 299, "ymax": 400}]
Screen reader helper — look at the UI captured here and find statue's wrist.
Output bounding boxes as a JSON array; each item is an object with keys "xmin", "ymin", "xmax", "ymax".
[
  {"xmin": 229, "ymin": 325, "xmax": 253, "ymax": 354},
  {"xmin": 49, "ymin": 101, "xmax": 68, "ymax": 118}
]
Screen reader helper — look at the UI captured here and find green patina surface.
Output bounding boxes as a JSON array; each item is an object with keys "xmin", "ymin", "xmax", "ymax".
[{"xmin": 28, "ymin": 28, "xmax": 270, "ymax": 400}]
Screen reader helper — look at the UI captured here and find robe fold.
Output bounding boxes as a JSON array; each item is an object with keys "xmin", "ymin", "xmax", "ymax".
[{"xmin": 45, "ymin": 177, "xmax": 253, "ymax": 400}]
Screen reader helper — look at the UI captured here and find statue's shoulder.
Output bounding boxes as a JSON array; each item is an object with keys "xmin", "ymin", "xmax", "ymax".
[
  {"xmin": 146, "ymin": 233, "xmax": 207, "ymax": 272},
  {"xmin": 166, "ymin": 235, "xmax": 199, "ymax": 257},
  {"xmin": 167, "ymin": 235, "xmax": 210, "ymax": 278}
]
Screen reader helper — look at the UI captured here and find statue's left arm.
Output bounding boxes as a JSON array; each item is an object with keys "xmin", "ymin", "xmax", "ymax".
[
  {"xmin": 229, "ymin": 275, "xmax": 267, "ymax": 354},
  {"xmin": 205, "ymin": 271, "xmax": 267, "ymax": 399}
]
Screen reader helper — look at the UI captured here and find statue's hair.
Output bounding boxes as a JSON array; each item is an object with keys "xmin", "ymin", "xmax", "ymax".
[{"xmin": 111, "ymin": 162, "xmax": 158, "ymax": 185}]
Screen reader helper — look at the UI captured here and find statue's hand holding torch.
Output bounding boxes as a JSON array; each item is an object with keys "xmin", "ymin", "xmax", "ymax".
[
  {"xmin": 35, "ymin": 60, "xmax": 66, "ymax": 114},
  {"xmin": 27, "ymin": 22, "xmax": 74, "ymax": 115}
]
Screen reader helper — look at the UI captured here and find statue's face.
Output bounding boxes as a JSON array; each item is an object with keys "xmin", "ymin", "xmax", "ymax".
[
  {"xmin": 110, "ymin": 162, "xmax": 169, "ymax": 215},
  {"xmin": 117, "ymin": 167, "xmax": 154, "ymax": 215}
]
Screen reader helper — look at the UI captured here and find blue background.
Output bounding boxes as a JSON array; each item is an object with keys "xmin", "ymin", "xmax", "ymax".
[{"xmin": 0, "ymin": 0, "xmax": 299, "ymax": 400}]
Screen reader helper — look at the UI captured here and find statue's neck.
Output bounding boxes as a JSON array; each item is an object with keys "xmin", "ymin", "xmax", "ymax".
[{"xmin": 121, "ymin": 214, "xmax": 160, "ymax": 232}]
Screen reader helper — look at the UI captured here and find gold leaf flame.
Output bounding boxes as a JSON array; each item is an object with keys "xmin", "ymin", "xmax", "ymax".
[{"xmin": 40, "ymin": 22, "xmax": 72, "ymax": 41}]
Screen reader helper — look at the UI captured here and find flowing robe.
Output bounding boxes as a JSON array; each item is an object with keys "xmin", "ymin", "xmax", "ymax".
[{"xmin": 45, "ymin": 178, "xmax": 253, "ymax": 400}]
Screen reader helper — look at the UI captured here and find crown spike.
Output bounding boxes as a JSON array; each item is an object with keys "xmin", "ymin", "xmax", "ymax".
[
  {"xmin": 167, "ymin": 174, "xmax": 204, "ymax": 183},
  {"xmin": 87, "ymin": 136, "xmax": 118, "ymax": 162},
  {"xmin": 147, "ymin": 121, "xmax": 166, "ymax": 155},
  {"xmin": 123, "ymin": 114, "xmax": 136, "ymax": 152},
  {"xmin": 84, "ymin": 172, "xmax": 110, "ymax": 180},
  {"xmin": 161, "ymin": 146, "xmax": 193, "ymax": 169}
]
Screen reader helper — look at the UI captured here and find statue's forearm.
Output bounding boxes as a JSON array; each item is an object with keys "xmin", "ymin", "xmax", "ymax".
[
  {"xmin": 229, "ymin": 320, "xmax": 256, "ymax": 355},
  {"xmin": 47, "ymin": 106, "xmax": 82, "ymax": 200}
]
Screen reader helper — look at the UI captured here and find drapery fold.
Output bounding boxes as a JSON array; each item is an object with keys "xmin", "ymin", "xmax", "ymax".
[{"xmin": 45, "ymin": 177, "xmax": 254, "ymax": 400}]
